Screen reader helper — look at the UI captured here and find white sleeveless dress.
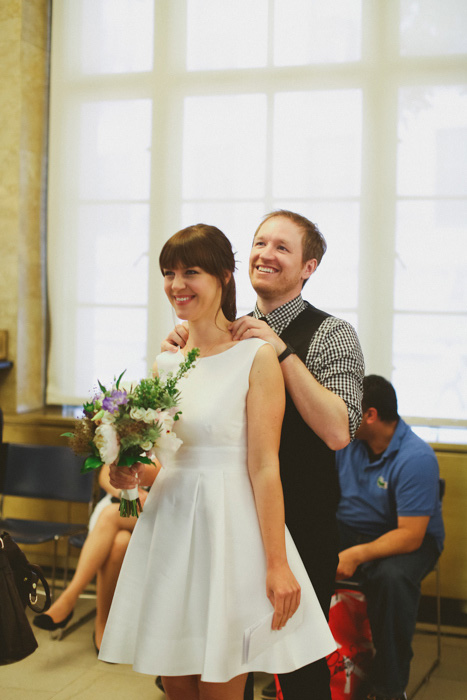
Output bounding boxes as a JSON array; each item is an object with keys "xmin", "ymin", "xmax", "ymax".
[{"xmin": 99, "ymin": 339, "xmax": 335, "ymax": 682}]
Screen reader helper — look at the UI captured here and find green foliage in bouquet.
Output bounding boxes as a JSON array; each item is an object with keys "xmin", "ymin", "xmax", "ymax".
[{"xmin": 62, "ymin": 348, "xmax": 200, "ymax": 475}]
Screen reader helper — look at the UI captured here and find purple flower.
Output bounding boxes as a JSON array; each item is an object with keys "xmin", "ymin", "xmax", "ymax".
[{"xmin": 102, "ymin": 390, "xmax": 128, "ymax": 415}]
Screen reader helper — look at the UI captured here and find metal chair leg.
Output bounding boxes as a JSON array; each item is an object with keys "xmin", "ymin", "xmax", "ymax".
[
  {"xmin": 408, "ymin": 561, "xmax": 441, "ymax": 699},
  {"xmin": 63, "ymin": 537, "xmax": 71, "ymax": 588},
  {"xmin": 52, "ymin": 536, "xmax": 58, "ymax": 599}
]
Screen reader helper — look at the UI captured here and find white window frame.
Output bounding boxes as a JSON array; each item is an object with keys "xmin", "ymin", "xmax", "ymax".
[{"xmin": 47, "ymin": 0, "xmax": 467, "ymax": 434}]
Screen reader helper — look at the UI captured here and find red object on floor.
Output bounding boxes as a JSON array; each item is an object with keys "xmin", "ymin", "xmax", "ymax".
[
  {"xmin": 273, "ymin": 673, "xmax": 283, "ymax": 700},
  {"xmin": 274, "ymin": 589, "xmax": 374, "ymax": 700},
  {"xmin": 327, "ymin": 589, "xmax": 375, "ymax": 699}
]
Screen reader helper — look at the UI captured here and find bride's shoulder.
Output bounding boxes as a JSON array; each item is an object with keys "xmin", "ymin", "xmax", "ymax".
[
  {"xmin": 244, "ymin": 337, "xmax": 272, "ymax": 353},
  {"xmin": 244, "ymin": 338, "xmax": 276, "ymax": 366},
  {"xmin": 248, "ymin": 341, "xmax": 282, "ymax": 388}
]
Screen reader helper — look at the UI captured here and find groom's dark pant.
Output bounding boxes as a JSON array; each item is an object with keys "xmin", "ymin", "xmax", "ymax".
[{"xmin": 243, "ymin": 524, "xmax": 338, "ymax": 700}]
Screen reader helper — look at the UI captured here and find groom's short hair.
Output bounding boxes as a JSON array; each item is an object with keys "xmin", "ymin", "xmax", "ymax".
[{"xmin": 254, "ymin": 210, "xmax": 327, "ymax": 266}]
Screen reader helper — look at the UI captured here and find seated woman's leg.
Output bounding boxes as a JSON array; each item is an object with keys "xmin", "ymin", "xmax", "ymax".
[
  {"xmin": 39, "ymin": 503, "xmax": 136, "ymax": 624},
  {"xmin": 94, "ymin": 528, "xmax": 131, "ymax": 649}
]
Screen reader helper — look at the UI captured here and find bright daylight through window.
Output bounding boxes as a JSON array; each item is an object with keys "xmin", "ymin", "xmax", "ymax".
[{"xmin": 47, "ymin": 0, "xmax": 467, "ymax": 439}]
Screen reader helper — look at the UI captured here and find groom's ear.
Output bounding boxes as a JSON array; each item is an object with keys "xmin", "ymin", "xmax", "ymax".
[{"xmin": 302, "ymin": 258, "xmax": 317, "ymax": 281}]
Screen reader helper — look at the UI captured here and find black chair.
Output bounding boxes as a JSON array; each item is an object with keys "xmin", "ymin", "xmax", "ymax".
[
  {"xmin": 58, "ymin": 487, "xmax": 116, "ymax": 640},
  {"xmin": 0, "ymin": 442, "xmax": 94, "ymax": 598},
  {"xmin": 335, "ymin": 478, "xmax": 445, "ymax": 700}
]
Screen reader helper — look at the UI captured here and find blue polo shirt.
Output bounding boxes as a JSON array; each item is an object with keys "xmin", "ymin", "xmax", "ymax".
[{"xmin": 336, "ymin": 418, "xmax": 445, "ymax": 552}]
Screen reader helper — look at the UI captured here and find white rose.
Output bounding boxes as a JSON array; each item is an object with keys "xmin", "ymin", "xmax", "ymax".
[
  {"xmin": 101, "ymin": 411, "xmax": 116, "ymax": 424},
  {"xmin": 130, "ymin": 407, "xmax": 146, "ymax": 421},
  {"xmin": 152, "ymin": 432, "xmax": 183, "ymax": 468},
  {"xmin": 143, "ymin": 408, "xmax": 159, "ymax": 424},
  {"xmin": 140, "ymin": 440, "xmax": 153, "ymax": 451},
  {"xmin": 93, "ymin": 423, "xmax": 120, "ymax": 464},
  {"xmin": 157, "ymin": 410, "xmax": 175, "ymax": 431}
]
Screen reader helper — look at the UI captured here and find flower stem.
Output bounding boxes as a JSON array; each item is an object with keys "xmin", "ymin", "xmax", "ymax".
[{"xmin": 119, "ymin": 496, "xmax": 142, "ymax": 518}]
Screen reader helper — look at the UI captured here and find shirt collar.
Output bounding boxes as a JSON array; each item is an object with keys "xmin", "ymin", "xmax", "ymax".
[
  {"xmin": 360, "ymin": 418, "xmax": 406, "ymax": 467},
  {"xmin": 384, "ymin": 417, "xmax": 407, "ymax": 457},
  {"xmin": 253, "ymin": 294, "xmax": 306, "ymax": 334}
]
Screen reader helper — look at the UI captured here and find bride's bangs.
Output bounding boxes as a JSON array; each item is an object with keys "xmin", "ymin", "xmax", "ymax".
[
  {"xmin": 159, "ymin": 227, "xmax": 222, "ymax": 276},
  {"xmin": 159, "ymin": 238, "xmax": 196, "ymax": 272}
]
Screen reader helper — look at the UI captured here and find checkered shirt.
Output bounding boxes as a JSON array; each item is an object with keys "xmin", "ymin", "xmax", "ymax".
[{"xmin": 253, "ymin": 295, "xmax": 364, "ymax": 440}]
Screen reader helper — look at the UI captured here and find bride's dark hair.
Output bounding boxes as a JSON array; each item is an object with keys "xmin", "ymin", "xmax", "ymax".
[{"xmin": 159, "ymin": 224, "xmax": 237, "ymax": 322}]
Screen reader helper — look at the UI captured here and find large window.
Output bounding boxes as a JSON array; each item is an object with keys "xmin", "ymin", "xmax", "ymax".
[{"xmin": 47, "ymin": 0, "xmax": 467, "ymax": 437}]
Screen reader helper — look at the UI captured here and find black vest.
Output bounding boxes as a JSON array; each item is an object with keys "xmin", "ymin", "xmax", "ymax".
[{"xmin": 276, "ymin": 303, "xmax": 341, "ymax": 564}]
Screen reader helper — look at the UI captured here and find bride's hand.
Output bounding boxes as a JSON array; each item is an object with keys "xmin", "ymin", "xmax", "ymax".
[
  {"xmin": 108, "ymin": 462, "xmax": 144, "ymax": 490},
  {"xmin": 161, "ymin": 323, "xmax": 189, "ymax": 352},
  {"xmin": 229, "ymin": 316, "xmax": 287, "ymax": 357},
  {"xmin": 266, "ymin": 564, "xmax": 301, "ymax": 631}
]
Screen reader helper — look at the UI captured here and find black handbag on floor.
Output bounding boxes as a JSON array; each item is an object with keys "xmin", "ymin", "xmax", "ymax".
[{"xmin": 0, "ymin": 531, "xmax": 51, "ymax": 664}]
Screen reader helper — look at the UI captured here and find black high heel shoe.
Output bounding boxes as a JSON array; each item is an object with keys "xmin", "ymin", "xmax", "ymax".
[
  {"xmin": 92, "ymin": 631, "xmax": 99, "ymax": 656},
  {"xmin": 33, "ymin": 609, "xmax": 74, "ymax": 632},
  {"xmin": 95, "ymin": 632, "xmax": 116, "ymax": 664}
]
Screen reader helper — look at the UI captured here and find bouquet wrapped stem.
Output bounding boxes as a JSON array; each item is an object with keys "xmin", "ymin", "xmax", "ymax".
[
  {"xmin": 63, "ymin": 349, "xmax": 199, "ymax": 517},
  {"xmin": 119, "ymin": 487, "xmax": 142, "ymax": 518}
]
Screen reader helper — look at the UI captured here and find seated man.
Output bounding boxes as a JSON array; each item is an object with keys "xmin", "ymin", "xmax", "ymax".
[{"xmin": 335, "ymin": 375, "xmax": 445, "ymax": 700}]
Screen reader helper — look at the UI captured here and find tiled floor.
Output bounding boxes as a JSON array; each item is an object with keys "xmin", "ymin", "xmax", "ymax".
[{"xmin": 1, "ymin": 599, "xmax": 466, "ymax": 699}]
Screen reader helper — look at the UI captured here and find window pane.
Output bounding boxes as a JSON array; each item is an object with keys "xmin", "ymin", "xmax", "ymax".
[
  {"xmin": 186, "ymin": 0, "xmax": 268, "ymax": 70},
  {"xmin": 411, "ymin": 425, "xmax": 467, "ymax": 444},
  {"xmin": 183, "ymin": 95, "xmax": 267, "ymax": 199},
  {"xmin": 181, "ymin": 201, "xmax": 264, "ymax": 315},
  {"xmin": 329, "ymin": 311, "xmax": 358, "ymax": 329},
  {"xmin": 274, "ymin": 200, "xmax": 360, "ymax": 310},
  {"xmin": 79, "ymin": 100, "xmax": 152, "ymax": 200},
  {"xmin": 78, "ymin": 0, "xmax": 154, "ymax": 73},
  {"xmin": 393, "ymin": 314, "xmax": 467, "ymax": 420},
  {"xmin": 274, "ymin": 0, "xmax": 361, "ymax": 65},
  {"xmin": 395, "ymin": 201, "xmax": 467, "ymax": 312},
  {"xmin": 400, "ymin": 0, "xmax": 467, "ymax": 56},
  {"xmin": 397, "ymin": 86, "xmax": 467, "ymax": 197},
  {"xmin": 77, "ymin": 204, "xmax": 149, "ymax": 306},
  {"xmin": 75, "ymin": 307, "xmax": 148, "ymax": 398},
  {"xmin": 273, "ymin": 91, "xmax": 362, "ymax": 198}
]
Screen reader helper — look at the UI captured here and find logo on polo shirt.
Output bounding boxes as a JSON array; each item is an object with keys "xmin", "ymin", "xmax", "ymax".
[{"xmin": 377, "ymin": 475, "xmax": 388, "ymax": 490}]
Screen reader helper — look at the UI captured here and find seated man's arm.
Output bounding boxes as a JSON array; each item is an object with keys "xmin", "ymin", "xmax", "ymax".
[{"xmin": 336, "ymin": 515, "xmax": 430, "ymax": 580}]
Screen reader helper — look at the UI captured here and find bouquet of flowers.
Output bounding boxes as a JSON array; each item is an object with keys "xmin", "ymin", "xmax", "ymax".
[{"xmin": 63, "ymin": 349, "xmax": 199, "ymax": 517}]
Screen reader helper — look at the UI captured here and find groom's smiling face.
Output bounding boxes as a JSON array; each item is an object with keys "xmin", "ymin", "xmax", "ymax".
[{"xmin": 249, "ymin": 216, "xmax": 315, "ymax": 305}]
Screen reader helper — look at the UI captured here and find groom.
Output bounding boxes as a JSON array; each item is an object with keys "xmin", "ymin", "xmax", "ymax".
[{"xmin": 164, "ymin": 210, "xmax": 365, "ymax": 700}]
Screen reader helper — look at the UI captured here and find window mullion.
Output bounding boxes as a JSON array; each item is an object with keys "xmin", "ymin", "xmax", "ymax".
[
  {"xmin": 358, "ymin": 0, "xmax": 399, "ymax": 377},
  {"xmin": 146, "ymin": 0, "xmax": 184, "ymax": 368}
]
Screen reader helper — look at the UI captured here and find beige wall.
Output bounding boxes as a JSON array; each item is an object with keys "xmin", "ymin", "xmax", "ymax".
[
  {"xmin": 0, "ymin": 0, "xmax": 50, "ymax": 414},
  {"xmin": 421, "ymin": 446, "xmax": 467, "ymax": 601}
]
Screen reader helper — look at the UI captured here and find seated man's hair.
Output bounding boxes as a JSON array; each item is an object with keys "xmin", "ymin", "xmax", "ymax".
[{"xmin": 362, "ymin": 375, "xmax": 399, "ymax": 422}]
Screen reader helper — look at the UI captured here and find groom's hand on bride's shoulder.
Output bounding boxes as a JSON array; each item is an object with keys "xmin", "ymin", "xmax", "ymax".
[
  {"xmin": 161, "ymin": 322, "xmax": 189, "ymax": 352},
  {"xmin": 229, "ymin": 316, "xmax": 286, "ymax": 357}
]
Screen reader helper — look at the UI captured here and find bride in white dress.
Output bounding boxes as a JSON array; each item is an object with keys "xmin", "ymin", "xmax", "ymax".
[{"xmin": 99, "ymin": 224, "xmax": 335, "ymax": 700}]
